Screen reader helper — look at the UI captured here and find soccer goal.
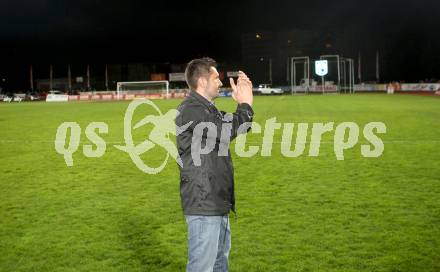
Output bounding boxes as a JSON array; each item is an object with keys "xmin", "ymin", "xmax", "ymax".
[{"xmin": 116, "ymin": 80, "xmax": 169, "ymax": 100}]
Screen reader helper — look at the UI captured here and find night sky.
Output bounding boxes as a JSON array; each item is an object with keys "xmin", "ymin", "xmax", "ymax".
[{"xmin": 1, "ymin": 0, "xmax": 440, "ymax": 88}]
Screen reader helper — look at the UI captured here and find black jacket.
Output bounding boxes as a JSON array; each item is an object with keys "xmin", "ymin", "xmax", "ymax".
[{"xmin": 175, "ymin": 91, "xmax": 254, "ymax": 215}]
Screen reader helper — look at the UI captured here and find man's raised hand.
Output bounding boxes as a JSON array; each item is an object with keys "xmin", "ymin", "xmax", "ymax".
[{"xmin": 229, "ymin": 71, "xmax": 253, "ymax": 106}]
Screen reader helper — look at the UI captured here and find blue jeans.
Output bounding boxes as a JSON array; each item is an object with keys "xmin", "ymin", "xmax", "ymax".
[{"xmin": 185, "ymin": 215, "xmax": 231, "ymax": 272}]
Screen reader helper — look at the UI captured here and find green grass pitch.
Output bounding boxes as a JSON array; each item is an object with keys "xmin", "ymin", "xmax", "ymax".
[{"xmin": 0, "ymin": 94, "xmax": 439, "ymax": 271}]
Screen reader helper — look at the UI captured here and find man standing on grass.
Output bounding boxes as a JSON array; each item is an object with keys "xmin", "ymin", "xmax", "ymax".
[{"xmin": 175, "ymin": 57, "xmax": 254, "ymax": 272}]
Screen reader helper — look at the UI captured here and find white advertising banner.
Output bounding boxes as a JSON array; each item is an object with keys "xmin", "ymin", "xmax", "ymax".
[
  {"xmin": 101, "ymin": 94, "xmax": 113, "ymax": 100},
  {"xmin": 46, "ymin": 94, "xmax": 69, "ymax": 102},
  {"xmin": 354, "ymin": 84, "xmax": 387, "ymax": 91},
  {"xmin": 293, "ymin": 85, "xmax": 338, "ymax": 92},
  {"xmin": 400, "ymin": 83, "xmax": 440, "ymax": 91}
]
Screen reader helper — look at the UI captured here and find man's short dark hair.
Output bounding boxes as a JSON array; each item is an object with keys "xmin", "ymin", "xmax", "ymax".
[{"xmin": 185, "ymin": 57, "xmax": 217, "ymax": 91}]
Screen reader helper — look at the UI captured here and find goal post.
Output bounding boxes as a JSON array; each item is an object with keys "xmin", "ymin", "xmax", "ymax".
[{"xmin": 116, "ymin": 80, "xmax": 169, "ymax": 100}]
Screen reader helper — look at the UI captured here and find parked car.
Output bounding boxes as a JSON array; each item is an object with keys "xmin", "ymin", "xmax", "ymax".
[
  {"xmin": 26, "ymin": 93, "xmax": 41, "ymax": 101},
  {"xmin": 49, "ymin": 90, "xmax": 64, "ymax": 95},
  {"xmin": 254, "ymin": 84, "xmax": 284, "ymax": 95}
]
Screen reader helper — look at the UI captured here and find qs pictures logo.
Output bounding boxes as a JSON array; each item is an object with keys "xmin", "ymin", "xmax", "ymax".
[{"xmin": 55, "ymin": 99, "xmax": 387, "ymax": 175}]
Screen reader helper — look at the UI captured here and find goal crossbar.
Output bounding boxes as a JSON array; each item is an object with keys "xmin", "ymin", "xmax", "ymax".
[{"xmin": 116, "ymin": 80, "xmax": 169, "ymax": 100}]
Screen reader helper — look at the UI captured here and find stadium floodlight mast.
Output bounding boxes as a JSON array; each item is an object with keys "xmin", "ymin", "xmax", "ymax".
[
  {"xmin": 67, "ymin": 65, "xmax": 72, "ymax": 93},
  {"xmin": 49, "ymin": 65, "xmax": 53, "ymax": 90},
  {"xmin": 116, "ymin": 80, "xmax": 169, "ymax": 100},
  {"xmin": 86, "ymin": 65, "xmax": 91, "ymax": 91},
  {"xmin": 358, "ymin": 52, "xmax": 362, "ymax": 84},
  {"xmin": 290, "ymin": 56, "xmax": 310, "ymax": 95},
  {"xmin": 29, "ymin": 65, "xmax": 34, "ymax": 91},
  {"xmin": 105, "ymin": 64, "xmax": 109, "ymax": 91},
  {"xmin": 345, "ymin": 58, "xmax": 355, "ymax": 94},
  {"xmin": 376, "ymin": 50, "xmax": 380, "ymax": 83}
]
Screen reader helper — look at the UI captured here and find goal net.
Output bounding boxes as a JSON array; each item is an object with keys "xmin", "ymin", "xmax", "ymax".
[{"xmin": 116, "ymin": 80, "xmax": 169, "ymax": 100}]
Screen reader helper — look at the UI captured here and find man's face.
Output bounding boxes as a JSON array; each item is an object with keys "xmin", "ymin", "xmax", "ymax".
[{"xmin": 205, "ymin": 67, "xmax": 223, "ymax": 100}]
